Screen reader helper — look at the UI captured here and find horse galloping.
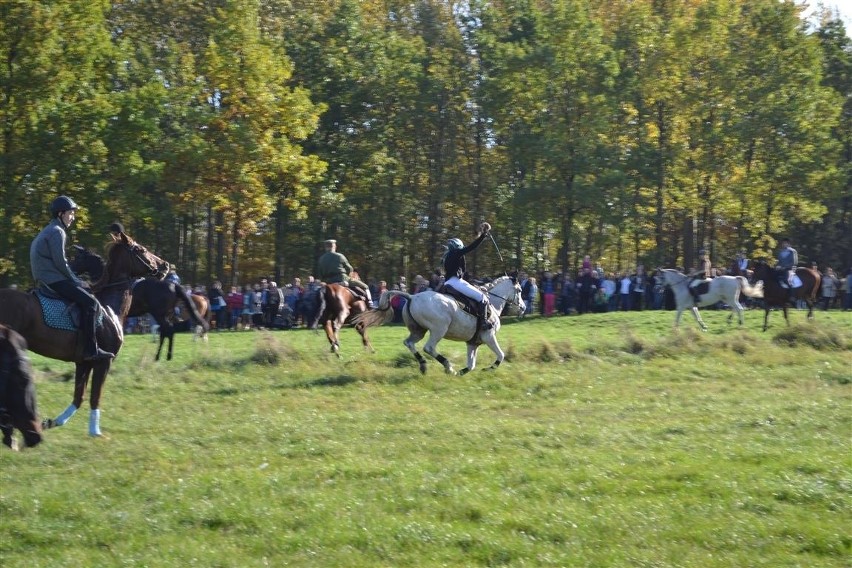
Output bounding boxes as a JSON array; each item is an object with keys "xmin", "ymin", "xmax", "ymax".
[
  {"xmin": 309, "ymin": 283, "xmax": 374, "ymax": 357},
  {"xmin": 658, "ymin": 269, "xmax": 764, "ymax": 331},
  {"xmin": 0, "ymin": 324, "xmax": 42, "ymax": 449},
  {"xmin": 71, "ymin": 247, "xmax": 210, "ymax": 361},
  {"xmin": 352, "ymin": 276, "xmax": 525, "ymax": 375},
  {"xmin": 0, "ymin": 232, "xmax": 167, "ymax": 436},
  {"xmin": 751, "ymin": 261, "xmax": 821, "ymax": 331}
]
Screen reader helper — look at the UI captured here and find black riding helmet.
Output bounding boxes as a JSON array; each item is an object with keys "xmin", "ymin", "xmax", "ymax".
[{"xmin": 49, "ymin": 195, "xmax": 79, "ymax": 217}]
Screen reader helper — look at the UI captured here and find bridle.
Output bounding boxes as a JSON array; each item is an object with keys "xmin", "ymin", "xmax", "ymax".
[{"xmin": 488, "ymin": 280, "xmax": 523, "ymax": 312}]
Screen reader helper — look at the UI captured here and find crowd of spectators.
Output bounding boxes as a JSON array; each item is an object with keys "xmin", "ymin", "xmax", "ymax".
[{"xmin": 77, "ymin": 257, "xmax": 852, "ymax": 334}]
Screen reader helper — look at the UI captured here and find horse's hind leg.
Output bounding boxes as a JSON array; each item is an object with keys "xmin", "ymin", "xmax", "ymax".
[
  {"xmin": 324, "ymin": 320, "xmax": 341, "ymax": 357},
  {"xmin": 1, "ymin": 425, "xmax": 15, "ymax": 450},
  {"xmin": 423, "ymin": 331, "xmax": 454, "ymax": 375},
  {"xmin": 355, "ymin": 322, "xmax": 375, "ymax": 353},
  {"xmin": 403, "ymin": 329, "xmax": 428, "ymax": 374}
]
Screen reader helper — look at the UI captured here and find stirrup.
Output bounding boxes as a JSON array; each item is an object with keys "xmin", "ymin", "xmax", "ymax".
[{"xmin": 84, "ymin": 348, "xmax": 115, "ymax": 361}]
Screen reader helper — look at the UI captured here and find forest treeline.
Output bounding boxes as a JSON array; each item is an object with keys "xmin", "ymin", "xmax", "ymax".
[{"xmin": 1, "ymin": 0, "xmax": 850, "ymax": 287}]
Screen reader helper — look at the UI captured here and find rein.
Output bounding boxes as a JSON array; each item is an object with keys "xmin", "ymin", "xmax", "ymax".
[{"xmin": 487, "ymin": 283, "xmax": 521, "ymax": 311}]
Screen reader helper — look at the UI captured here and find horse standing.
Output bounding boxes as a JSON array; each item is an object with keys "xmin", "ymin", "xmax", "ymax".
[
  {"xmin": 0, "ymin": 324, "xmax": 42, "ymax": 449},
  {"xmin": 751, "ymin": 261, "xmax": 821, "ymax": 331},
  {"xmin": 71, "ymin": 247, "xmax": 209, "ymax": 361},
  {"xmin": 0, "ymin": 233, "xmax": 167, "ymax": 436},
  {"xmin": 309, "ymin": 283, "xmax": 374, "ymax": 357},
  {"xmin": 658, "ymin": 269, "xmax": 763, "ymax": 331},
  {"xmin": 353, "ymin": 276, "xmax": 525, "ymax": 375}
]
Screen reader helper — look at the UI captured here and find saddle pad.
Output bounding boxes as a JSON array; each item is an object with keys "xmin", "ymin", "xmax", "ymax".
[{"xmin": 35, "ymin": 292, "xmax": 78, "ymax": 331}]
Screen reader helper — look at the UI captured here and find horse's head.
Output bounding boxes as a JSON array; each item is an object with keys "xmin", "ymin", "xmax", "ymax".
[
  {"xmin": 102, "ymin": 234, "xmax": 169, "ymax": 282},
  {"xmin": 0, "ymin": 325, "xmax": 42, "ymax": 449},
  {"xmin": 70, "ymin": 245, "xmax": 105, "ymax": 281},
  {"xmin": 658, "ymin": 268, "xmax": 682, "ymax": 286},
  {"xmin": 489, "ymin": 275, "xmax": 526, "ymax": 316}
]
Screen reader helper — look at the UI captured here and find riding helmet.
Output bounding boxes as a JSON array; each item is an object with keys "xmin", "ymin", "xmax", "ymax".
[
  {"xmin": 49, "ymin": 195, "xmax": 79, "ymax": 216},
  {"xmin": 446, "ymin": 238, "xmax": 464, "ymax": 250}
]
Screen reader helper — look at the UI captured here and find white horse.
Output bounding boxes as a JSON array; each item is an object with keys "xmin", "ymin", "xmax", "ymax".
[
  {"xmin": 351, "ymin": 276, "xmax": 525, "ymax": 375},
  {"xmin": 658, "ymin": 268, "xmax": 763, "ymax": 331}
]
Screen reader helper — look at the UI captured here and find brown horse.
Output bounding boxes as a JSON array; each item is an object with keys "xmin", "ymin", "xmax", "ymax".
[
  {"xmin": 0, "ymin": 232, "xmax": 167, "ymax": 436},
  {"xmin": 0, "ymin": 324, "xmax": 42, "ymax": 449},
  {"xmin": 751, "ymin": 260, "xmax": 821, "ymax": 331},
  {"xmin": 69, "ymin": 247, "xmax": 209, "ymax": 362},
  {"xmin": 309, "ymin": 283, "xmax": 374, "ymax": 357}
]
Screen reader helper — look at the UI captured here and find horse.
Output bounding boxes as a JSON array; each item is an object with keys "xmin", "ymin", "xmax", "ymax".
[
  {"xmin": 309, "ymin": 283, "xmax": 374, "ymax": 357},
  {"xmin": 0, "ymin": 232, "xmax": 167, "ymax": 436},
  {"xmin": 750, "ymin": 261, "xmax": 821, "ymax": 331},
  {"xmin": 352, "ymin": 276, "xmax": 525, "ymax": 375},
  {"xmin": 657, "ymin": 269, "xmax": 764, "ymax": 331},
  {"xmin": 0, "ymin": 324, "xmax": 42, "ymax": 450},
  {"xmin": 70, "ymin": 247, "xmax": 209, "ymax": 361}
]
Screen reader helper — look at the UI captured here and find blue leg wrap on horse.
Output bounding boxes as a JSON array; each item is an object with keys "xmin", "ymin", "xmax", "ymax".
[
  {"xmin": 89, "ymin": 409, "xmax": 101, "ymax": 436},
  {"xmin": 55, "ymin": 404, "xmax": 78, "ymax": 426}
]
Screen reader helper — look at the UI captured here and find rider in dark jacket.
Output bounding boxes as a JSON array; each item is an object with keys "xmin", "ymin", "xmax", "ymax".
[
  {"xmin": 316, "ymin": 239, "xmax": 372, "ymax": 305},
  {"xmin": 30, "ymin": 196, "xmax": 114, "ymax": 361},
  {"xmin": 442, "ymin": 222, "xmax": 492, "ymax": 330}
]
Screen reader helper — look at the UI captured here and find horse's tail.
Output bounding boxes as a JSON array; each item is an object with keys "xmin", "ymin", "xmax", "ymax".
[
  {"xmin": 350, "ymin": 290, "xmax": 403, "ymax": 329},
  {"xmin": 309, "ymin": 287, "xmax": 326, "ymax": 330},
  {"xmin": 175, "ymin": 286, "xmax": 210, "ymax": 332},
  {"xmin": 737, "ymin": 276, "xmax": 763, "ymax": 298}
]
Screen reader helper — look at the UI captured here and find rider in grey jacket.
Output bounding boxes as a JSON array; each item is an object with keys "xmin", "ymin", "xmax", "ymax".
[{"xmin": 30, "ymin": 196, "xmax": 114, "ymax": 360}]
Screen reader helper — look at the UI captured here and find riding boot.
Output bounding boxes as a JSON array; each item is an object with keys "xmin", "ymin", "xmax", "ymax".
[
  {"xmin": 478, "ymin": 300, "xmax": 493, "ymax": 330},
  {"xmin": 82, "ymin": 308, "xmax": 114, "ymax": 361}
]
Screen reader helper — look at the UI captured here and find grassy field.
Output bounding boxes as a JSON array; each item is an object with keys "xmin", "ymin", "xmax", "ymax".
[{"xmin": 1, "ymin": 309, "xmax": 850, "ymax": 567}]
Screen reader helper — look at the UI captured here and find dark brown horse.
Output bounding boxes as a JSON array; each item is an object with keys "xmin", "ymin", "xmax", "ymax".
[
  {"xmin": 751, "ymin": 261, "xmax": 821, "ymax": 331},
  {"xmin": 309, "ymin": 283, "xmax": 374, "ymax": 357},
  {"xmin": 70, "ymin": 247, "xmax": 209, "ymax": 361},
  {"xmin": 0, "ymin": 324, "xmax": 42, "ymax": 449},
  {"xmin": 0, "ymin": 232, "xmax": 167, "ymax": 436}
]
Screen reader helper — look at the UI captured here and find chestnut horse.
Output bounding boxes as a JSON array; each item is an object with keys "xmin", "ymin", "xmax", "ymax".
[
  {"xmin": 0, "ymin": 232, "xmax": 167, "ymax": 436},
  {"xmin": 0, "ymin": 324, "xmax": 42, "ymax": 449},
  {"xmin": 751, "ymin": 261, "xmax": 821, "ymax": 331},
  {"xmin": 309, "ymin": 283, "xmax": 374, "ymax": 357},
  {"xmin": 70, "ymin": 247, "xmax": 209, "ymax": 361}
]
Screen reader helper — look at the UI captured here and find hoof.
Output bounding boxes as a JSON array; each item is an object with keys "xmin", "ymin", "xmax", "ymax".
[
  {"xmin": 459, "ymin": 368, "xmax": 470, "ymax": 376},
  {"xmin": 42, "ymin": 418, "xmax": 57, "ymax": 430}
]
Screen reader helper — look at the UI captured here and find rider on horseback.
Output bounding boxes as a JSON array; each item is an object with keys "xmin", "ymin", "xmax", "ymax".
[
  {"xmin": 687, "ymin": 249, "xmax": 712, "ymax": 302},
  {"xmin": 30, "ymin": 196, "xmax": 114, "ymax": 361},
  {"xmin": 775, "ymin": 237, "xmax": 799, "ymax": 299},
  {"xmin": 317, "ymin": 239, "xmax": 372, "ymax": 306},
  {"xmin": 442, "ymin": 222, "xmax": 493, "ymax": 330}
]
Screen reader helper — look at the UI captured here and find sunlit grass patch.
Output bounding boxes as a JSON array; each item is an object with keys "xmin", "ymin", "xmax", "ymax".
[{"xmin": 773, "ymin": 322, "xmax": 851, "ymax": 351}]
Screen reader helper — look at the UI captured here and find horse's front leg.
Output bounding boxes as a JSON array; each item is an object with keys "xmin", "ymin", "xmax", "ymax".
[
  {"xmin": 690, "ymin": 307, "xmax": 708, "ymax": 331},
  {"xmin": 458, "ymin": 344, "xmax": 480, "ymax": 376},
  {"xmin": 87, "ymin": 360, "xmax": 112, "ymax": 437},
  {"xmin": 44, "ymin": 363, "xmax": 92, "ymax": 429}
]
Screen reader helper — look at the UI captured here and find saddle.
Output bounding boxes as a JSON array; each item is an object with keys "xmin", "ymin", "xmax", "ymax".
[
  {"xmin": 33, "ymin": 287, "xmax": 83, "ymax": 331},
  {"xmin": 341, "ymin": 282, "xmax": 369, "ymax": 304},
  {"xmin": 438, "ymin": 284, "xmax": 491, "ymax": 319},
  {"xmin": 32, "ymin": 286, "xmax": 103, "ymax": 332},
  {"xmin": 688, "ymin": 278, "xmax": 710, "ymax": 301}
]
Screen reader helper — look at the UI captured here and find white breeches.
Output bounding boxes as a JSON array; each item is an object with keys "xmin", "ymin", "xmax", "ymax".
[{"xmin": 446, "ymin": 276, "xmax": 486, "ymax": 303}]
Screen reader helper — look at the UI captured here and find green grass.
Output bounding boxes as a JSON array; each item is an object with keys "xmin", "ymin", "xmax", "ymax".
[{"xmin": 2, "ymin": 309, "xmax": 850, "ymax": 567}]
